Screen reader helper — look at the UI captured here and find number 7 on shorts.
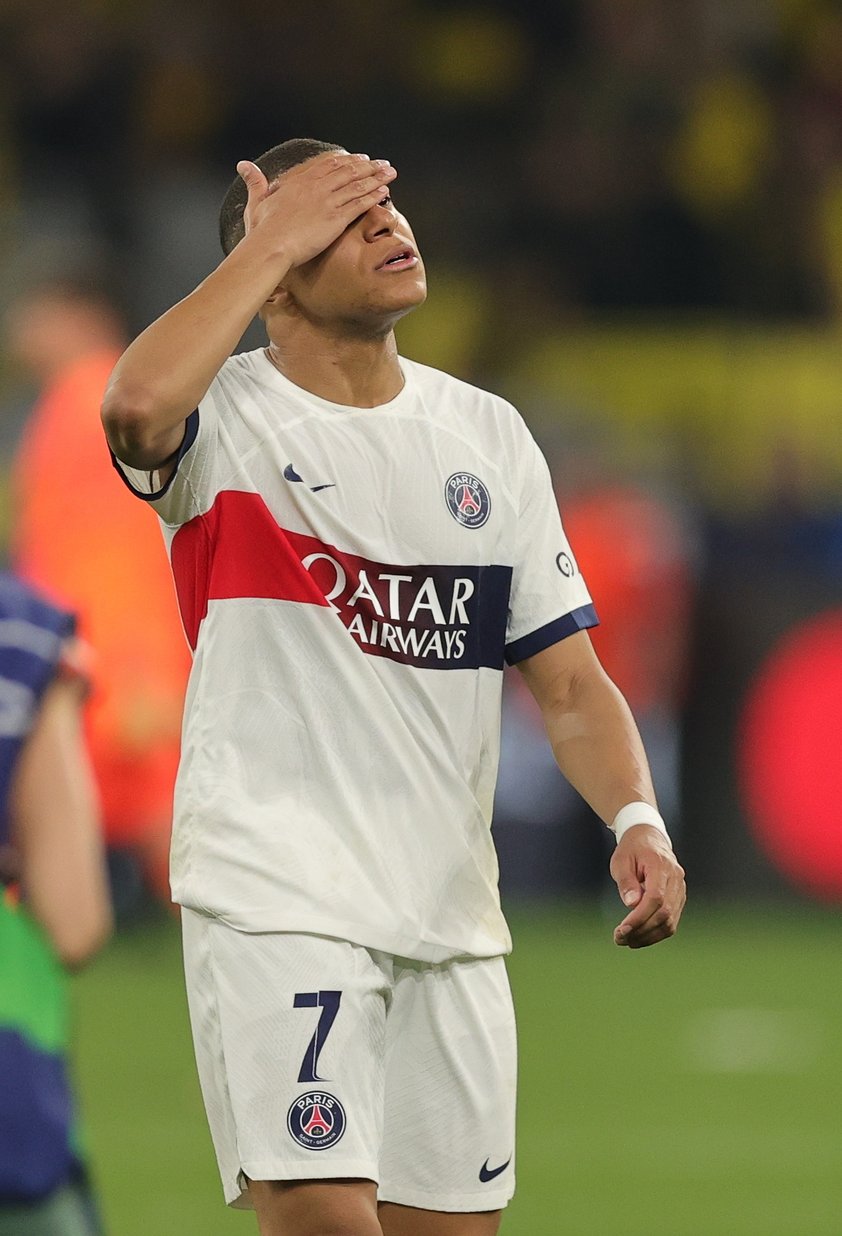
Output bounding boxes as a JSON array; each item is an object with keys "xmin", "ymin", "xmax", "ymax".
[{"xmin": 293, "ymin": 991, "xmax": 342, "ymax": 1082}]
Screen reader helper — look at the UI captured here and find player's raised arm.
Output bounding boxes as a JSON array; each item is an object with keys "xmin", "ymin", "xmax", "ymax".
[
  {"xmin": 101, "ymin": 151, "xmax": 397, "ymax": 470},
  {"xmin": 517, "ymin": 630, "xmax": 686, "ymax": 950}
]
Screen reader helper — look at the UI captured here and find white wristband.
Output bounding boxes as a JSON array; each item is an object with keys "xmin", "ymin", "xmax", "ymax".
[{"xmin": 610, "ymin": 802, "xmax": 670, "ymax": 845}]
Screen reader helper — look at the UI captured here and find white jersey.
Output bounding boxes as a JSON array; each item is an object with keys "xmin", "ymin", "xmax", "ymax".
[{"xmin": 115, "ymin": 350, "xmax": 596, "ymax": 962}]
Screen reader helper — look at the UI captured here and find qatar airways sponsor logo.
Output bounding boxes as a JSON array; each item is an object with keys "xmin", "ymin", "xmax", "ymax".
[
  {"xmin": 169, "ymin": 490, "xmax": 512, "ymax": 663},
  {"xmin": 290, "ymin": 537, "xmax": 510, "ymax": 670},
  {"xmin": 301, "ymin": 552, "xmax": 475, "ymax": 662}
]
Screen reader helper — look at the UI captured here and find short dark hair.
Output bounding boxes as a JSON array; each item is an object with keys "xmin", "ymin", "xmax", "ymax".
[{"xmin": 218, "ymin": 138, "xmax": 342, "ymax": 256}]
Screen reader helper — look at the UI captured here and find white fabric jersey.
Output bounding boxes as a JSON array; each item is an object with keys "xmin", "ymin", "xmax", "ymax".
[{"xmin": 115, "ymin": 350, "xmax": 597, "ymax": 962}]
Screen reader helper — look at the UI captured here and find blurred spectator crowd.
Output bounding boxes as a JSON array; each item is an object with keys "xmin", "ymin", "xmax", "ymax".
[{"xmin": 3, "ymin": 0, "xmax": 842, "ymax": 325}]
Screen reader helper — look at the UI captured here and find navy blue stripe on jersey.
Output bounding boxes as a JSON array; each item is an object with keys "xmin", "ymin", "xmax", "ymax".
[
  {"xmin": 504, "ymin": 603, "xmax": 599, "ymax": 665},
  {"xmin": 110, "ymin": 409, "xmax": 200, "ymax": 501}
]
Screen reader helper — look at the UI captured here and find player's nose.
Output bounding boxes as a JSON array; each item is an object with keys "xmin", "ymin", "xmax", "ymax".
[{"xmin": 362, "ymin": 201, "xmax": 397, "ymax": 241}]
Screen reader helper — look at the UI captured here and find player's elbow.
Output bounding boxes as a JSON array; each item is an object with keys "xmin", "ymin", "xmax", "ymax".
[
  {"xmin": 102, "ymin": 378, "xmax": 156, "ymax": 459},
  {"xmin": 101, "ymin": 376, "xmax": 181, "ymax": 469}
]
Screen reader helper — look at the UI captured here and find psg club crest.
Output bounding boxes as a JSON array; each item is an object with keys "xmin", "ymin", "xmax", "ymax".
[
  {"xmin": 287, "ymin": 1091, "xmax": 346, "ymax": 1151},
  {"xmin": 445, "ymin": 473, "xmax": 491, "ymax": 529}
]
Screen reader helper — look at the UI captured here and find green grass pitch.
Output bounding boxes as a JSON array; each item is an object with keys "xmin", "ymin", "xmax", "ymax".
[{"xmin": 71, "ymin": 902, "xmax": 842, "ymax": 1235}]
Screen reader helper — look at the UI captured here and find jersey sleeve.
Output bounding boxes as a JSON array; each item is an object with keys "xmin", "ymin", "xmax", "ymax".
[
  {"xmin": 504, "ymin": 425, "xmax": 598, "ymax": 665},
  {"xmin": 109, "ymin": 378, "xmax": 223, "ymax": 526}
]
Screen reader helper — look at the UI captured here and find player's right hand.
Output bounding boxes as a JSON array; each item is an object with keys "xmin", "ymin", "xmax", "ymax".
[{"xmin": 235, "ymin": 152, "xmax": 398, "ymax": 268}]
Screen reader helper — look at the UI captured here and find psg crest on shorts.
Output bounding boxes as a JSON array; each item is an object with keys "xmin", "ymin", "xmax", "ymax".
[
  {"xmin": 445, "ymin": 472, "xmax": 491, "ymax": 529},
  {"xmin": 287, "ymin": 1091, "xmax": 346, "ymax": 1151}
]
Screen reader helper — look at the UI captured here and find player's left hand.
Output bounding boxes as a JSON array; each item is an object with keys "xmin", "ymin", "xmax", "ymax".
[{"xmin": 609, "ymin": 825, "xmax": 686, "ymax": 949}]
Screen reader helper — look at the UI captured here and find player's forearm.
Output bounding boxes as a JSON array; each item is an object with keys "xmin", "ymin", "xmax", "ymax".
[
  {"xmin": 542, "ymin": 666, "xmax": 657, "ymax": 828},
  {"xmin": 102, "ymin": 234, "xmax": 293, "ymax": 468}
]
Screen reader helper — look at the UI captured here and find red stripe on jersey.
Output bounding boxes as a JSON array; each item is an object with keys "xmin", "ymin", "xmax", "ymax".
[
  {"xmin": 169, "ymin": 488, "xmax": 513, "ymax": 670},
  {"xmin": 170, "ymin": 490, "xmax": 329, "ymax": 649}
]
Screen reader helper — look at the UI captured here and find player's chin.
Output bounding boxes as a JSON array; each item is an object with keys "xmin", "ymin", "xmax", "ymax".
[
  {"xmin": 380, "ymin": 277, "xmax": 427, "ymax": 312},
  {"xmin": 363, "ymin": 288, "xmax": 426, "ymax": 329},
  {"xmin": 355, "ymin": 281, "xmax": 427, "ymax": 330}
]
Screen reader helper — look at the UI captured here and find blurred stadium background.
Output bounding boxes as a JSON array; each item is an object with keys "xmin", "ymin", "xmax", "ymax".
[{"xmin": 1, "ymin": 0, "xmax": 841, "ymax": 1232}]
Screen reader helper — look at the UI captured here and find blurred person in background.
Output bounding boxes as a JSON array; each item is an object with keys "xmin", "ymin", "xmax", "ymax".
[
  {"xmin": 4, "ymin": 277, "xmax": 191, "ymax": 911},
  {"xmin": 0, "ymin": 572, "xmax": 111, "ymax": 1235},
  {"xmin": 561, "ymin": 483, "xmax": 695, "ymax": 889},
  {"xmin": 494, "ymin": 479, "xmax": 696, "ymax": 896},
  {"xmin": 562, "ymin": 484, "xmax": 695, "ymax": 829}
]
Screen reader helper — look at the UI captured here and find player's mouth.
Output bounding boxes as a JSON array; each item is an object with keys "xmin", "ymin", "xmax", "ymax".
[{"xmin": 376, "ymin": 244, "xmax": 418, "ymax": 272}]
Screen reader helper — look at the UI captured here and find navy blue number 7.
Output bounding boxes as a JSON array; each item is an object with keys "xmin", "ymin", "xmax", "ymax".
[{"xmin": 293, "ymin": 991, "xmax": 342, "ymax": 1083}]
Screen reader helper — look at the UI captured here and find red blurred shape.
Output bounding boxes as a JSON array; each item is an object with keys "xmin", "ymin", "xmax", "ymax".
[{"xmin": 738, "ymin": 610, "xmax": 842, "ymax": 901}]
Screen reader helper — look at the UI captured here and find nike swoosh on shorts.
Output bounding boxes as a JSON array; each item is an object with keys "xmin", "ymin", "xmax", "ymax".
[{"xmin": 479, "ymin": 1156, "xmax": 512, "ymax": 1183}]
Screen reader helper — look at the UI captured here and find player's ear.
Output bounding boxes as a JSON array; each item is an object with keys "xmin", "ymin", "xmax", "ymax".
[
  {"xmin": 265, "ymin": 283, "xmax": 288, "ymax": 307},
  {"xmin": 263, "ymin": 284, "xmax": 296, "ymax": 318}
]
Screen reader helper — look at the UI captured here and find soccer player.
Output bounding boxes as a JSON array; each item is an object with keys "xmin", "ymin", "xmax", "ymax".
[{"xmin": 101, "ymin": 139, "xmax": 686, "ymax": 1236}]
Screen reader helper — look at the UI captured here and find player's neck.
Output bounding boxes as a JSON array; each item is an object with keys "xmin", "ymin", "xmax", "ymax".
[{"xmin": 265, "ymin": 331, "xmax": 404, "ymax": 409}]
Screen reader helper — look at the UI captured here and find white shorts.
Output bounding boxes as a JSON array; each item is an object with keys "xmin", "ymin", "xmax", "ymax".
[{"xmin": 181, "ymin": 910, "xmax": 517, "ymax": 1213}]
